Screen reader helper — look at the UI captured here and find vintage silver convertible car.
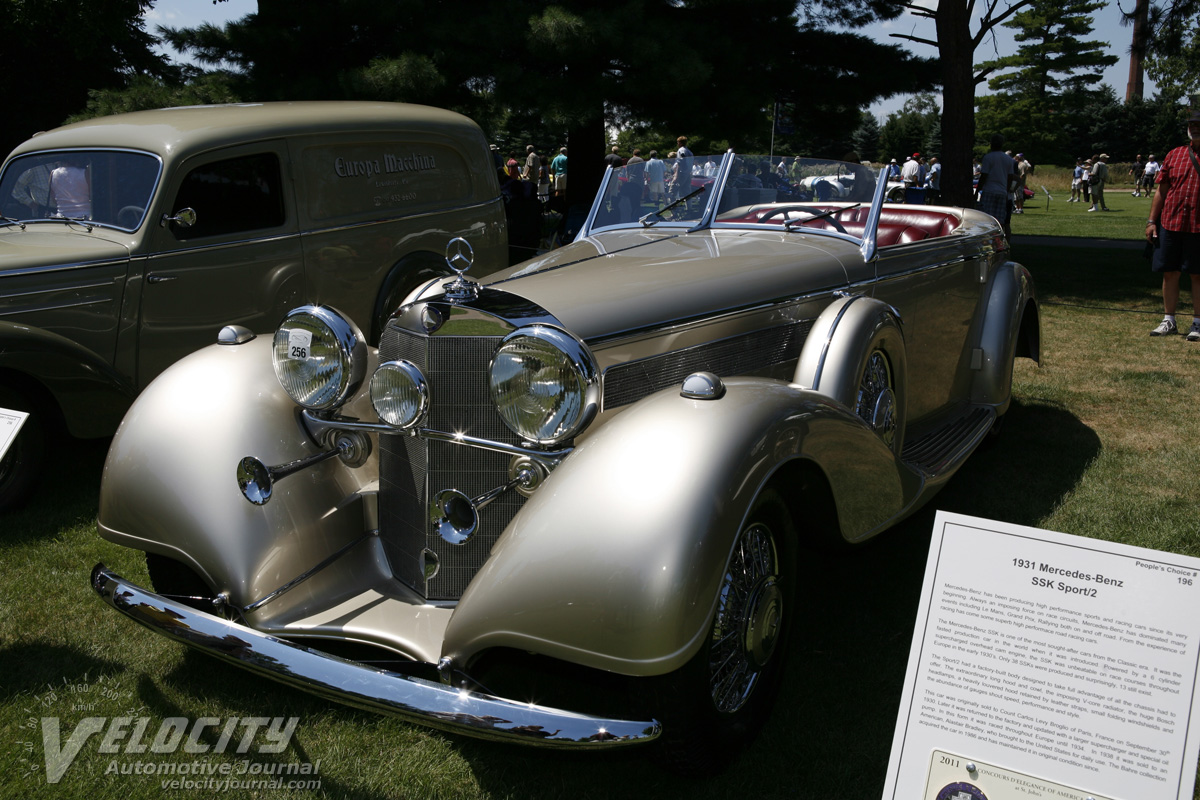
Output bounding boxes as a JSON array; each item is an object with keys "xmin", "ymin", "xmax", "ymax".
[{"xmin": 92, "ymin": 152, "xmax": 1039, "ymax": 765}]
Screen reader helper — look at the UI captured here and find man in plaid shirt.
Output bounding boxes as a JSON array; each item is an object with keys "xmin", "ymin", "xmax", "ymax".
[{"xmin": 1147, "ymin": 110, "xmax": 1200, "ymax": 339}]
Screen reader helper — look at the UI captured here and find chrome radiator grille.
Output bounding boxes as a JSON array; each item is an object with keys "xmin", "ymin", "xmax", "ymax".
[{"xmin": 378, "ymin": 326, "xmax": 524, "ymax": 600}]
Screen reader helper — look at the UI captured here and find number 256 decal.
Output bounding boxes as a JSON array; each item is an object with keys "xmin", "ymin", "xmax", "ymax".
[{"xmin": 288, "ymin": 329, "xmax": 313, "ymax": 359}]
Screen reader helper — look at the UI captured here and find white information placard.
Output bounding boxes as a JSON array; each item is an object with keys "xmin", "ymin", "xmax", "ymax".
[
  {"xmin": 882, "ymin": 511, "xmax": 1200, "ymax": 800},
  {"xmin": 0, "ymin": 406, "xmax": 29, "ymax": 461}
]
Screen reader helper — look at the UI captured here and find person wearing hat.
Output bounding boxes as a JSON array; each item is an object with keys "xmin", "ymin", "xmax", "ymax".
[
  {"xmin": 887, "ymin": 158, "xmax": 900, "ymax": 180},
  {"xmin": 1087, "ymin": 153, "xmax": 1110, "ymax": 212},
  {"xmin": 1147, "ymin": 111, "xmax": 1200, "ymax": 339},
  {"xmin": 900, "ymin": 153, "xmax": 921, "ymax": 189}
]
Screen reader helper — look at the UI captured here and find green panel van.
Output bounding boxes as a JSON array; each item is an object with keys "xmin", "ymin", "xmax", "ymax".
[{"xmin": 0, "ymin": 101, "xmax": 507, "ymax": 508}]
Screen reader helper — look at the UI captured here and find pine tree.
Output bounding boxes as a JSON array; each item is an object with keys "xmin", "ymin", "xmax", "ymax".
[
  {"xmin": 974, "ymin": 0, "xmax": 1118, "ymax": 164},
  {"xmin": 851, "ymin": 113, "xmax": 881, "ymax": 164},
  {"xmin": 976, "ymin": 0, "xmax": 1118, "ymax": 101}
]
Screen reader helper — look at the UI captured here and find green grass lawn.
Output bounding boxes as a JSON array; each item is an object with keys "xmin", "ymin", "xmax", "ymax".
[
  {"xmin": 1010, "ymin": 178, "xmax": 1153, "ymax": 240},
  {"xmin": 2, "ymin": 243, "xmax": 1199, "ymax": 799}
]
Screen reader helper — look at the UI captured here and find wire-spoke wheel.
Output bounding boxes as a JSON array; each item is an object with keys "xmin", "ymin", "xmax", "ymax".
[
  {"xmin": 855, "ymin": 349, "xmax": 897, "ymax": 451},
  {"xmin": 654, "ymin": 489, "xmax": 795, "ymax": 774},
  {"xmin": 709, "ymin": 520, "xmax": 782, "ymax": 714}
]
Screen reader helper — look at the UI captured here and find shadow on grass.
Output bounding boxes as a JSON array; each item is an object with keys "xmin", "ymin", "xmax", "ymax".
[
  {"xmin": 0, "ymin": 641, "xmax": 125, "ymax": 702},
  {"xmin": 1017, "ymin": 246, "xmax": 1169, "ymax": 312},
  {"xmin": 0, "ymin": 435, "xmax": 109, "ymax": 547},
  {"xmin": 933, "ymin": 398, "xmax": 1100, "ymax": 528}
]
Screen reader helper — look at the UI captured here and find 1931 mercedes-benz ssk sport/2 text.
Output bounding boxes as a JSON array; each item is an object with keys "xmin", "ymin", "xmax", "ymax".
[{"xmin": 92, "ymin": 152, "xmax": 1039, "ymax": 767}]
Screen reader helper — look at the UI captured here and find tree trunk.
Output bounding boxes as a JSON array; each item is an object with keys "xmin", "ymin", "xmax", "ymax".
[
  {"xmin": 937, "ymin": 2, "xmax": 977, "ymax": 208},
  {"xmin": 565, "ymin": 112, "xmax": 606, "ymax": 217}
]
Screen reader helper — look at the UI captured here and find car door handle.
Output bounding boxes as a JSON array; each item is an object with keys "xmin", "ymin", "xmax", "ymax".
[{"xmin": 147, "ymin": 275, "xmax": 177, "ymax": 284}]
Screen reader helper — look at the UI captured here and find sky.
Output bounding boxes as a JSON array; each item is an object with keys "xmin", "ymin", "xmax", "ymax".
[{"xmin": 146, "ymin": 0, "xmax": 1152, "ymax": 121}]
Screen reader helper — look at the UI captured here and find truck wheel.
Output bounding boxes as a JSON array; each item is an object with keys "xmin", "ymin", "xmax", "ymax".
[
  {"xmin": 370, "ymin": 253, "xmax": 451, "ymax": 344},
  {"xmin": 0, "ymin": 386, "xmax": 45, "ymax": 511},
  {"xmin": 655, "ymin": 489, "xmax": 796, "ymax": 773}
]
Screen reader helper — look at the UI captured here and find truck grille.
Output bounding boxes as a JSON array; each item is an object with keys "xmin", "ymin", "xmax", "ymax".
[{"xmin": 378, "ymin": 327, "xmax": 524, "ymax": 600}]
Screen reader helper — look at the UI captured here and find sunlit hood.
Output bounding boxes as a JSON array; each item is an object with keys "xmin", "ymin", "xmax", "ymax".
[{"xmin": 484, "ymin": 228, "xmax": 854, "ymax": 342}]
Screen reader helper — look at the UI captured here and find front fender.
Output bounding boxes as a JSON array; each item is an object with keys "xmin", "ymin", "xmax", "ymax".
[
  {"xmin": 793, "ymin": 294, "xmax": 907, "ymax": 454},
  {"xmin": 443, "ymin": 377, "xmax": 907, "ymax": 677},
  {"xmin": 0, "ymin": 321, "xmax": 133, "ymax": 438},
  {"xmin": 972, "ymin": 260, "xmax": 1039, "ymax": 412},
  {"xmin": 97, "ymin": 336, "xmax": 378, "ymax": 607}
]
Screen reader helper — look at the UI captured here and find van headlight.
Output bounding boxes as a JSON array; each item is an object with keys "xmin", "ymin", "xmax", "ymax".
[
  {"xmin": 272, "ymin": 306, "xmax": 366, "ymax": 411},
  {"xmin": 489, "ymin": 326, "xmax": 598, "ymax": 445}
]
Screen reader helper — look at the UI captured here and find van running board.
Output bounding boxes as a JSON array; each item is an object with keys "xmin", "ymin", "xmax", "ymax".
[{"xmin": 901, "ymin": 406, "xmax": 996, "ymax": 478}]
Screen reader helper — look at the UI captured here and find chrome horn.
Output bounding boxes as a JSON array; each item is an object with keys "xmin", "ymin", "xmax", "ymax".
[
  {"xmin": 237, "ymin": 430, "xmax": 370, "ymax": 505},
  {"xmin": 430, "ymin": 468, "xmax": 535, "ymax": 545}
]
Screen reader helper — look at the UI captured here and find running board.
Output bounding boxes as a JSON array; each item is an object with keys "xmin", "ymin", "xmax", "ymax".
[{"xmin": 901, "ymin": 406, "xmax": 996, "ymax": 479}]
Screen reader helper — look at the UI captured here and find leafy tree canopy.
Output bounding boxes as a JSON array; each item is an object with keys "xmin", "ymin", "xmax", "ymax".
[{"xmin": 0, "ymin": 0, "xmax": 174, "ymax": 153}]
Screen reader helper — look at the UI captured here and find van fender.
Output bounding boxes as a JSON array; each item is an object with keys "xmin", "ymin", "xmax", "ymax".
[
  {"xmin": 442, "ymin": 377, "xmax": 907, "ymax": 677},
  {"xmin": 97, "ymin": 335, "xmax": 378, "ymax": 609},
  {"xmin": 793, "ymin": 294, "xmax": 908, "ymax": 455},
  {"xmin": 972, "ymin": 261, "xmax": 1039, "ymax": 413},
  {"xmin": 0, "ymin": 321, "xmax": 133, "ymax": 438},
  {"xmin": 370, "ymin": 251, "xmax": 448, "ymax": 343}
]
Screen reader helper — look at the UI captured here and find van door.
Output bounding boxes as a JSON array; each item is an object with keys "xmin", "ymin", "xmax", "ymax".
[{"xmin": 138, "ymin": 142, "xmax": 303, "ymax": 387}]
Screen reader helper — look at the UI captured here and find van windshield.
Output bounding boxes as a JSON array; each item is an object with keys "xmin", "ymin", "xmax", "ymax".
[{"xmin": 0, "ymin": 149, "xmax": 162, "ymax": 231}]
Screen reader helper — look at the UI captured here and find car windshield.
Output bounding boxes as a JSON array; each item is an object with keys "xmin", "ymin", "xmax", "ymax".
[
  {"xmin": 584, "ymin": 152, "xmax": 881, "ymax": 241},
  {"xmin": 0, "ymin": 149, "xmax": 162, "ymax": 231}
]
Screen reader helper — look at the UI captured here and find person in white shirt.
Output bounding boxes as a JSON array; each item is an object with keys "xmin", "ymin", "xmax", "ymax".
[
  {"xmin": 1142, "ymin": 155, "xmax": 1160, "ymax": 199},
  {"xmin": 49, "ymin": 158, "xmax": 91, "ymax": 219}
]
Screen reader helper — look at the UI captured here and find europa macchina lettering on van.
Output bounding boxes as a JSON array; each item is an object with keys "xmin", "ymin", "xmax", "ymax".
[{"xmin": 334, "ymin": 152, "xmax": 437, "ymax": 178}]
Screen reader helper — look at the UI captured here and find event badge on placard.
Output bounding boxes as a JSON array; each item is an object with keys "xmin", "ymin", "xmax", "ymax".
[
  {"xmin": 924, "ymin": 750, "xmax": 1117, "ymax": 799},
  {"xmin": 0, "ymin": 407, "xmax": 29, "ymax": 461}
]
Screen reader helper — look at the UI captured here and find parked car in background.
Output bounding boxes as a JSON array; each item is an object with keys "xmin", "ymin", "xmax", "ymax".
[
  {"xmin": 92, "ymin": 152, "xmax": 1039, "ymax": 769},
  {"xmin": 0, "ymin": 101, "xmax": 506, "ymax": 508}
]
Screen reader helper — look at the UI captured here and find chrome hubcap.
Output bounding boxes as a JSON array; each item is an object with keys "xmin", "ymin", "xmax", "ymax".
[
  {"xmin": 709, "ymin": 522, "xmax": 780, "ymax": 714},
  {"xmin": 856, "ymin": 350, "xmax": 895, "ymax": 448}
]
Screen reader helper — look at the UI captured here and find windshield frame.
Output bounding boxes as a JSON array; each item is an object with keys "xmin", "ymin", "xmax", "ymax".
[
  {"xmin": 578, "ymin": 151, "xmax": 887, "ymax": 250},
  {"xmin": 0, "ymin": 147, "xmax": 164, "ymax": 233}
]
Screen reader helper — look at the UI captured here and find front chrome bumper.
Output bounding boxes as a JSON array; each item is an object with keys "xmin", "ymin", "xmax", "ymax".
[{"xmin": 91, "ymin": 564, "xmax": 660, "ymax": 748}]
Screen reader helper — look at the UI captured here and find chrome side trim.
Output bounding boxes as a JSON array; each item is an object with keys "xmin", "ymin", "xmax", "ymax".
[
  {"xmin": 0, "ymin": 257, "xmax": 133, "ymax": 279},
  {"xmin": 297, "ymin": 196, "xmax": 503, "ymax": 240},
  {"xmin": 148, "ymin": 231, "xmax": 301, "ymax": 259},
  {"xmin": 91, "ymin": 564, "xmax": 660, "ymax": 748}
]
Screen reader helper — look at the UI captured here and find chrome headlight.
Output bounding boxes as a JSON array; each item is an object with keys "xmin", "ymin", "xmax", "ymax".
[
  {"xmin": 272, "ymin": 306, "xmax": 366, "ymax": 411},
  {"xmin": 370, "ymin": 360, "xmax": 429, "ymax": 429},
  {"xmin": 489, "ymin": 326, "xmax": 599, "ymax": 445}
]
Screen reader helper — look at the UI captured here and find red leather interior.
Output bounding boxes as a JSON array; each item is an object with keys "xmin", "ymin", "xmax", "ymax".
[{"xmin": 720, "ymin": 205, "xmax": 960, "ymax": 246}]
